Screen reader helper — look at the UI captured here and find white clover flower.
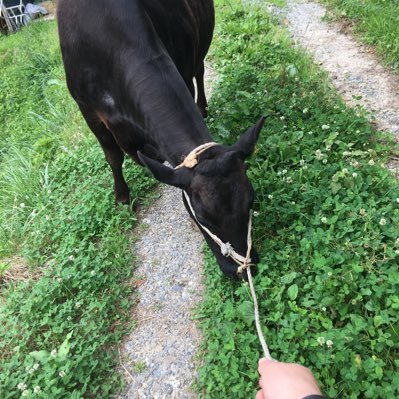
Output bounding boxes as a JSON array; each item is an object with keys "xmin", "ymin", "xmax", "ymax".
[
  {"xmin": 68, "ymin": 255, "xmax": 75, "ymax": 261},
  {"xmin": 277, "ymin": 171, "xmax": 282, "ymax": 176},
  {"xmin": 359, "ymin": 208, "xmax": 367, "ymax": 216},
  {"xmin": 56, "ymin": 277, "xmax": 62, "ymax": 283},
  {"xmin": 379, "ymin": 218, "xmax": 387, "ymax": 226},
  {"xmin": 350, "ymin": 160, "xmax": 359, "ymax": 167},
  {"xmin": 282, "ymin": 169, "xmax": 288, "ymax": 175},
  {"xmin": 317, "ymin": 337, "xmax": 325, "ymax": 346},
  {"xmin": 395, "ymin": 250, "xmax": 399, "ymax": 255},
  {"xmin": 59, "ymin": 370, "xmax": 66, "ymax": 378},
  {"xmin": 299, "ymin": 159, "xmax": 305, "ymax": 166},
  {"xmin": 321, "ymin": 217, "xmax": 328, "ymax": 224},
  {"xmin": 396, "ymin": 238, "xmax": 399, "ymax": 245},
  {"xmin": 34, "ymin": 386, "xmax": 41, "ymax": 394},
  {"xmin": 33, "ymin": 363, "xmax": 39, "ymax": 370},
  {"xmin": 352, "ymin": 173, "xmax": 358, "ymax": 178},
  {"xmin": 22, "ymin": 390, "xmax": 30, "ymax": 397},
  {"xmin": 315, "ymin": 149, "xmax": 323, "ymax": 160},
  {"xmin": 90, "ymin": 270, "xmax": 96, "ymax": 276},
  {"xmin": 343, "ymin": 151, "xmax": 351, "ymax": 156},
  {"xmin": 368, "ymin": 160, "xmax": 375, "ymax": 166},
  {"xmin": 303, "ymin": 108, "xmax": 309, "ymax": 114},
  {"xmin": 286, "ymin": 177, "xmax": 293, "ymax": 184},
  {"xmin": 396, "ymin": 198, "xmax": 399, "ymax": 203},
  {"xmin": 75, "ymin": 302, "xmax": 82, "ymax": 309},
  {"xmin": 322, "ymin": 307, "xmax": 327, "ymax": 312},
  {"xmin": 45, "ymin": 215, "xmax": 50, "ymax": 221},
  {"xmin": 308, "ymin": 131, "xmax": 313, "ymax": 135},
  {"xmin": 19, "ymin": 203, "xmax": 26, "ymax": 208},
  {"xmin": 268, "ymin": 194, "xmax": 273, "ymax": 200},
  {"xmin": 342, "ymin": 168, "xmax": 348, "ymax": 174},
  {"xmin": 280, "ymin": 116, "xmax": 285, "ymax": 120},
  {"xmin": 322, "ymin": 159, "xmax": 328, "ymax": 164},
  {"xmin": 51, "ymin": 349, "xmax": 57, "ymax": 358},
  {"xmin": 303, "ymin": 165, "xmax": 308, "ymax": 170},
  {"xmin": 325, "ymin": 144, "xmax": 332, "ymax": 151},
  {"xmin": 327, "ymin": 272, "xmax": 333, "ymax": 277},
  {"xmin": 18, "ymin": 383, "xmax": 27, "ymax": 391},
  {"xmin": 326, "ymin": 340, "xmax": 333, "ymax": 348},
  {"xmin": 321, "ymin": 124, "xmax": 330, "ymax": 130}
]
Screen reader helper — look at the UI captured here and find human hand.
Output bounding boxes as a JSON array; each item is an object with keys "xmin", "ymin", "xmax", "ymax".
[{"xmin": 256, "ymin": 358, "xmax": 322, "ymax": 399}]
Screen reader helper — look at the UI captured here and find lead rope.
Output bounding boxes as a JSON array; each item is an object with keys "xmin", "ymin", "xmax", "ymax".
[
  {"xmin": 183, "ymin": 190, "xmax": 273, "ymax": 360},
  {"xmin": 240, "ymin": 215, "xmax": 273, "ymax": 360},
  {"xmin": 177, "ymin": 143, "xmax": 273, "ymax": 359}
]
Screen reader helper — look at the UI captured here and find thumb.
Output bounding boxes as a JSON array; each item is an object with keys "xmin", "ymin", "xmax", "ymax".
[{"xmin": 258, "ymin": 358, "xmax": 275, "ymax": 373}]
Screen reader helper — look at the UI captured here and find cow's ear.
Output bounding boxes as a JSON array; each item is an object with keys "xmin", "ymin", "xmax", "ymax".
[
  {"xmin": 138, "ymin": 152, "xmax": 192, "ymax": 189},
  {"xmin": 196, "ymin": 151, "xmax": 237, "ymax": 176},
  {"xmin": 231, "ymin": 116, "xmax": 265, "ymax": 159}
]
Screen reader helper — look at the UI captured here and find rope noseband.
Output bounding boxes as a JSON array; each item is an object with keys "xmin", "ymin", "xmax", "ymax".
[{"xmin": 176, "ymin": 143, "xmax": 273, "ymax": 360}]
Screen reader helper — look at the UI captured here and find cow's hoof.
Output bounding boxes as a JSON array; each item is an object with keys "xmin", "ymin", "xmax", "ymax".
[{"xmin": 115, "ymin": 192, "xmax": 130, "ymax": 205}]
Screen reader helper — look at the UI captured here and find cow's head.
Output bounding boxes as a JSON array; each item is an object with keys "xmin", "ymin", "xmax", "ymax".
[{"xmin": 138, "ymin": 117, "xmax": 264, "ymax": 279}]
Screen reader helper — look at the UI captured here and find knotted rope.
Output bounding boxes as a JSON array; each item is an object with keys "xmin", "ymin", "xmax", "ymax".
[
  {"xmin": 176, "ymin": 143, "xmax": 273, "ymax": 359},
  {"xmin": 175, "ymin": 142, "xmax": 218, "ymax": 169}
]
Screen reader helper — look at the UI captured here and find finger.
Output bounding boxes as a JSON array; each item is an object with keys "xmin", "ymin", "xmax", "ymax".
[
  {"xmin": 256, "ymin": 390, "xmax": 265, "ymax": 399},
  {"xmin": 258, "ymin": 358, "xmax": 272, "ymax": 373}
]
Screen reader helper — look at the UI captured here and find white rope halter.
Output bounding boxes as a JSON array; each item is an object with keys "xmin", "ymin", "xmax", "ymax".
[{"xmin": 177, "ymin": 143, "xmax": 273, "ymax": 360}]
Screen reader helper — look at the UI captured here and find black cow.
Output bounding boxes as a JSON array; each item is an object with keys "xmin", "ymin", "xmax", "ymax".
[{"xmin": 57, "ymin": 0, "xmax": 263, "ymax": 279}]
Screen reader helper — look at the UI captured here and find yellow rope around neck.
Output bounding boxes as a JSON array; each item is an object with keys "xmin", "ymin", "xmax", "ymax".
[
  {"xmin": 183, "ymin": 191, "xmax": 273, "ymax": 360},
  {"xmin": 174, "ymin": 142, "xmax": 218, "ymax": 169}
]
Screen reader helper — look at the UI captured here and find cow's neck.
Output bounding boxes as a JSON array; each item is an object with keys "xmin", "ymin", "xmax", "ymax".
[{"xmin": 126, "ymin": 53, "xmax": 213, "ymax": 167}]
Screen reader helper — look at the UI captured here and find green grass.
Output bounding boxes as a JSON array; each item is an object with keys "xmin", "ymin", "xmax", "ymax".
[
  {"xmin": 0, "ymin": 22, "xmax": 156, "ymax": 398},
  {"xmin": 320, "ymin": 0, "xmax": 399, "ymax": 72},
  {"xmin": 197, "ymin": 1, "xmax": 399, "ymax": 398}
]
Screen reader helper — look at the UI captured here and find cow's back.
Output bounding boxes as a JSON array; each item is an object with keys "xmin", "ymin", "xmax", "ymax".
[
  {"xmin": 57, "ymin": 0, "xmax": 214, "ymax": 104},
  {"xmin": 142, "ymin": 0, "xmax": 214, "ymax": 81}
]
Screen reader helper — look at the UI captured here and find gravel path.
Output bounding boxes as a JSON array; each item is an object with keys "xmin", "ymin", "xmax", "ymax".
[
  {"xmin": 116, "ymin": 66, "xmax": 216, "ymax": 399},
  {"xmin": 285, "ymin": 0, "xmax": 399, "ymax": 145}
]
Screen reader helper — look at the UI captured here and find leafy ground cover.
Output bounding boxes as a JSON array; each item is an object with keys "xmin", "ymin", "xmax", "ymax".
[
  {"xmin": 320, "ymin": 0, "xmax": 399, "ymax": 72},
  {"xmin": 197, "ymin": 1, "xmax": 399, "ymax": 398},
  {"xmin": 0, "ymin": 22, "xmax": 155, "ymax": 398}
]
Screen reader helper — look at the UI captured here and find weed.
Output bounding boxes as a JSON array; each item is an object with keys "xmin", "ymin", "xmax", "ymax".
[{"xmin": 133, "ymin": 361, "xmax": 146, "ymax": 374}]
